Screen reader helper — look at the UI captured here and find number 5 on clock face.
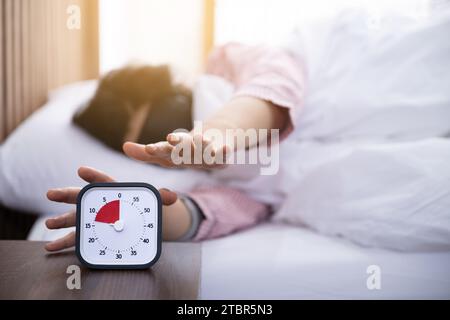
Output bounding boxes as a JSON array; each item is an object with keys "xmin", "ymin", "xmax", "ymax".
[{"xmin": 76, "ymin": 183, "xmax": 162, "ymax": 269}]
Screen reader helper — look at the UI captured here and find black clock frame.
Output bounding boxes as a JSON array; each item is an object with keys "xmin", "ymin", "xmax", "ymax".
[{"xmin": 76, "ymin": 182, "xmax": 163, "ymax": 269}]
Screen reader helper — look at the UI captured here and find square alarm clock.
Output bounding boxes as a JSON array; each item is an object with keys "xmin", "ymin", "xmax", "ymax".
[{"xmin": 76, "ymin": 183, "xmax": 162, "ymax": 269}]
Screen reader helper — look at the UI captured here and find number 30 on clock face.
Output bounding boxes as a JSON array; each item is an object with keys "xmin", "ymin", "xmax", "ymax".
[{"xmin": 76, "ymin": 183, "xmax": 162, "ymax": 269}]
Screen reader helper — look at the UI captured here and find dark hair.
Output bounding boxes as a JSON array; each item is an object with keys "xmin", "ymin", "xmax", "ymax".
[{"xmin": 73, "ymin": 65, "xmax": 192, "ymax": 152}]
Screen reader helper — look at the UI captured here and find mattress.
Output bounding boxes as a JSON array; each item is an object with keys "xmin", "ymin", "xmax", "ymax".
[{"xmin": 29, "ymin": 219, "xmax": 450, "ymax": 299}]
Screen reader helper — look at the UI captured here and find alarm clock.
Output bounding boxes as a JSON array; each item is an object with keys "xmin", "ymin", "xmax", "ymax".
[{"xmin": 76, "ymin": 183, "xmax": 162, "ymax": 269}]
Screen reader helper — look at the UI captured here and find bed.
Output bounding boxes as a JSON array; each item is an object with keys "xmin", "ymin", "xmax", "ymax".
[
  {"xmin": 2, "ymin": 10, "xmax": 450, "ymax": 299},
  {"xmin": 1, "ymin": 72, "xmax": 449, "ymax": 299}
]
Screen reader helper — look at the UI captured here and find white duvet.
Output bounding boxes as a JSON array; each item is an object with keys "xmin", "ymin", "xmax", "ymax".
[{"xmin": 270, "ymin": 9, "xmax": 450, "ymax": 251}]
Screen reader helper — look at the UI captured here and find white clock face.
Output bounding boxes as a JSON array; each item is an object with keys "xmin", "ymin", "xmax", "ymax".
[{"xmin": 77, "ymin": 184, "xmax": 160, "ymax": 268}]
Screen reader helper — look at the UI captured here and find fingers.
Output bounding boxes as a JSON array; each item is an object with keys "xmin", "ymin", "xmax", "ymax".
[
  {"xmin": 216, "ymin": 144, "xmax": 231, "ymax": 164},
  {"xmin": 44, "ymin": 192, "xmax": 177, "ymax": 253},
  {"xmin": 125, "ymin": 132, "xmax": 231, "ymax": 169},
  {"xmin": 159, "ymin": 188, "xmax": 178, "ymax": 206},
  {"xmin": 47, "ymin": 167, "xmax": 115, "ymax": 204},
  {"xmin": 168, "ymin": 132, "xmax": 225, "ymax": 165},
  {"xmin": 47, "ymin": 187, "xmax": 81, "ymax": 204},
  {"xmin": 167, "ymin": 132, "xmax": 192, "ymax": 147},
  {"xmin": 78, "ymin": 166, "xmax": 115, "ymax": 183},
  {"xmin": 123, "ymin": 142, "xmax": 156, "ymax": 162},
  {"xmin": 145, "ymin": 141, "xmax": 173, "ymax": 159},
  {"xmin": 45, "ymin": 231, "xmax": 76, "ymax": 252},
  {"xmin": 124, "ymin": 141, "xmax": 174, "ymax": 167},
  {"xmin": 46, "ymin": 211, "xmax": 76, "ymax": 229},
  {"xmin": 195, "ymin": 134, "xmax": 230, "ymax": 166}
]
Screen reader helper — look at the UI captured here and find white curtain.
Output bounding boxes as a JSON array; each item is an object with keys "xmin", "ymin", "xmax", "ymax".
[{"xmin": 99, "ymin": 0, "xmax": 204, "ymax": 78}]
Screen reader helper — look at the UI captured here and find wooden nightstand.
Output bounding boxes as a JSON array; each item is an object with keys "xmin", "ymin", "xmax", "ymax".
[{"xmin": 0, "ymin": 241, "xmax": 201, "ymax": 299}]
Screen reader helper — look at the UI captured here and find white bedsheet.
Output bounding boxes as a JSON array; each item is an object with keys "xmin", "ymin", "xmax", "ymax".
[
  {"xmin": 200, "ymin": 223, "xmax": 450, "ymax": 299},
  {"xmin": 28, "ymin": 219, "xmax": 450, "ymax": 299}
]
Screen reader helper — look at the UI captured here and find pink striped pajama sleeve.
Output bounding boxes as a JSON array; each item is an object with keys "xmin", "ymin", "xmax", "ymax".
[{"xmin": 188, "ymin": 43, "xmax": 306, "ymax": 241}]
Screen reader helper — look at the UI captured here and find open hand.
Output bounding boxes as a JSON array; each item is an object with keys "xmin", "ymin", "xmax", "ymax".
[
  {"xmin": 45, "ymin": 166, "xmax": 177, "ymax": 252},
  {"xmin": 123, "ymin": 131, "xmax": 230, "ymax": 170}
]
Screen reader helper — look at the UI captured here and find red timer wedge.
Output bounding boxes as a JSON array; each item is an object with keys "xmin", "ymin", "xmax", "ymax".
[{"xmin": 95, "ymin": 200, "xmax": 120, "ymax": 224}]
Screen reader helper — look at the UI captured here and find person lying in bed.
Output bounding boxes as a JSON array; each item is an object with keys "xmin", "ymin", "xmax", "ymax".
[
  {"xmin": 45, "ymin": 42, "xmax": 305, "ymax": 251},
  {"xmin": 73, "ymin": 65, "xmax": 194, "ymax": 152},
  {"xmin": 45, "ymin": 9, "xmax": 450, "ymax": 251}
]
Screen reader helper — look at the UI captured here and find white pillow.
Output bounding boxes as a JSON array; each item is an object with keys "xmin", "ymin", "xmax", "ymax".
[
  {"xmin": 287, "ymin": 9, "xmax": 450, "ymax": 142},
  {"xmin": 0, "ymin": 81, "xmax": 208, "ymax": 216}
]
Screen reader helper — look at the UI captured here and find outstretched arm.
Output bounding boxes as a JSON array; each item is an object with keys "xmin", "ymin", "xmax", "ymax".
[
  {"xmin": 44, "ymin": 167, "xmax": 189, "ymax": 252},
  {"xmin": 45, "ymin": 166, "xmax": 274, "ymax": 249},
  {"xmin": 124, "ymin": 43, "xmax": 306, "ymax": 168}
]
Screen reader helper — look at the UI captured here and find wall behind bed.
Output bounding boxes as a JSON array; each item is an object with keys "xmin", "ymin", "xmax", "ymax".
[{"xmin": 0, "ymin": 0, "xmax": 99, "ymax": 143}]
